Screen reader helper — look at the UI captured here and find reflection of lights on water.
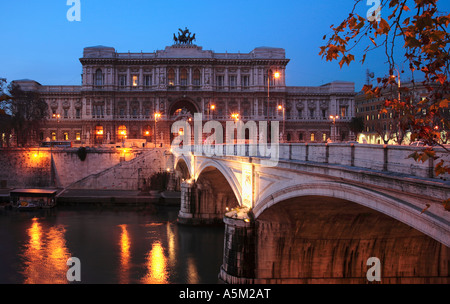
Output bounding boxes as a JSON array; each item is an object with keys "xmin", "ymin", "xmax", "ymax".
[
  {"xmin": 21, "ymin": 218, "xmax": 70, "ymax": 284},
  {"xmin": 118, "ymin": 224, "xmax": 131, "ymax": 284},
  {"xmin": 187, "ymin": 257, "xmax": 199, "ymax": 284},
  {"xmin": 142, "ymin": 241, "xmax": 168, "ymax": 284}
]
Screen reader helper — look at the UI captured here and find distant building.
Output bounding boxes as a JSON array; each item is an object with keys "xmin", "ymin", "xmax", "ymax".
[
  {"xmin": 12, "ymin": 32, "xmax": 356, "ymax": 147},
  {"xmin": 355, "ymin": 80, "xmax": 450, "ymax": 145}
]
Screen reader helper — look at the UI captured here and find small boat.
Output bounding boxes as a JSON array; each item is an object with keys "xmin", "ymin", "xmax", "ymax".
[{"xmin": 10, "ymin": 189, "xmax": 58, "ymax": 210}]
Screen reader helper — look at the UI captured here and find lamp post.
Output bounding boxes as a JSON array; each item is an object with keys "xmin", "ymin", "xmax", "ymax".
[
  {"xmin": 52, "ymin": 113, "xmax": 60, "ymax": 143},
  {"xmin": 390, "ymin": 66, "xmax": 402, "ymax": 144},
  {"xmin": 267, "ymin": 69, "xmax": 281, "ymax": 120},
  {"xmin": 210, "ymin": 104, "xmax": 215, "ymax": 120},
  {"xmin": 330, "ymin": 115, "xmax": 339, "ymax": 142},
  {"xmin": 278, "ymin": 105, "xmax": 285, "ymax": 141},
  {"xmin": 154, "ymin": 112, "xmax": 161, "ymax": 148}
]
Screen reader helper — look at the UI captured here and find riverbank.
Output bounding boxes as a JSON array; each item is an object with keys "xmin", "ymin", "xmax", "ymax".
[{"xmin": 0, "ymin": 188, "xmax": 181, "ymax": 207}]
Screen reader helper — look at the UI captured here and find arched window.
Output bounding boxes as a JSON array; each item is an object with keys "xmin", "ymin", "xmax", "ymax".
[
  {"xmin": 168, "ymin": 68, "xmax": 175, "ymax": 86},
  {"xmin": 95, "ymin": 125, "xmax": 104, "ymax": 144},
  {"xmin": 118, "ymin": 125, "xmax": 127, "ymax": 142},
  {"xmin": 180, "ymin": 68, "xmax": 188, "ymax": 86},
  {"xmin": 193, "ymin": 69, "xmax": 201, "ymax": 86},
  {"xmin": 95, "ymin": 69, "xmax": 103, "ymax": 86}
]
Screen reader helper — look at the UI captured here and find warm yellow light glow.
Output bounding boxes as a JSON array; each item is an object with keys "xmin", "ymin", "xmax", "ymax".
[
  {"xmin": 145, "ymin": 131, "xmax": 150, "ymax": 136},
  {"xmin": 22, "ymin": 219, "xmax": 70, "ymax": 284},
  {"xmin": 241, "ymin": 163, "xmax": 253, "ymax": 208},
  {"xmin": 96, "ymin": 130, "xmax": 104, "ymax": 135},
  {"xmin": 274, "ymin": 72, "xmax": 280, "ymax": 78},
  {"xmin": 154, "ymin": 113, "xmax": 161, "ymax": 119},
  {"xmin": 33, "ymin": 153, "xmax": 38, "ymax": 158},
  {"xmin": 118, "ymin": 224, "xmax": 131, "ymax": 284},
  {"xmin": 210, "ymin": 105, "xmax": 215, "ymax": 110},
  {"xmin": 141, "ymin": 241, "xmax": 168, "ymax": 284},
  {"xmin": 278, "ymin": 105, "xmax": 282, "ymax": 110},
  {"xmin": 231, "ymin": 113, "xmax": 239, "ymax": 121},
  {"xmin": 132, "ymin": 75, "xmax": 138, "ymax": 86}
]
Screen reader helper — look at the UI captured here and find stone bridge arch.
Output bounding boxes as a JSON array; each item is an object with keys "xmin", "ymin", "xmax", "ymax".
[
  {"xmin": 253, "ymin": 180, "xmax": 450, "ymax": 247},
  {"xmin": 177, "ymin": 159, "xmax": 240, "ymax": 225}
]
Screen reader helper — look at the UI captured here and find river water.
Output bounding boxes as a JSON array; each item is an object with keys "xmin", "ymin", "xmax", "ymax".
[{"xmin": 0, "ymin": 205, "xmax": 225, "ymax": 284}]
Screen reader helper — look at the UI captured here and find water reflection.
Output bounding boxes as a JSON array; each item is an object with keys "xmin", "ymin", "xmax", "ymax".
[
  {"xmin": 118, "ymin": 224, "xmax": 131, "ymax": 284},
  {"xmin": 21, "ymin": 217, "xmax": 71, "ymax": 284},
  {"xmin": 142, "ymin": 241, "xmax": 168, "ymax": 284}
]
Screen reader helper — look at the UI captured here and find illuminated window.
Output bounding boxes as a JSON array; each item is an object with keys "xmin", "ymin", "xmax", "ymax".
[
  {"xmin": 340, "ymin": 106, "xmax": 347, "ymax": 117},
  {"xmin": 51, "ymin": 132, "xmax": 56, "ymax": 141},
  {"xmin": 132, "ymin": 75, "xmax": 138, "ymax": 86},
  {"xmin": 75, "ymin": 133, "xmax": 81, "ymax": 141},
  {"xmin": 63, "ymin": 132, "xmax": 69, "ymax": 141},
  {"xmin": 310, "ymin": 133, "xmax": 315, "ymax": 142},
  {"xmin": 118, "ymin": 125, "xmax": 127, "ymax": 141},
  {"xmin": 168, "ymin": 68, "xmax": 175, "ymax": 86},
  {"xmin": 323, "ymin": 133, "xmax": 327, "ymax": 142}
]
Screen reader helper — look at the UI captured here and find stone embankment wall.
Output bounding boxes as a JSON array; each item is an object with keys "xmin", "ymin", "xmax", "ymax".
[{"xmin": 0, "ymin": 147, "xmax": 171, "ymax": 190}]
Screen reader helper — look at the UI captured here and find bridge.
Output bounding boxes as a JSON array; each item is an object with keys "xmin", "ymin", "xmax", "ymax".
[{"xmin": 170, "ymin": 143, "xmax": 450, "ymax": 284}]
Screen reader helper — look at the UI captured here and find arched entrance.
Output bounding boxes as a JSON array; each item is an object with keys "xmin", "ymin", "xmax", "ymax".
[{"xmin": 169, "ymin": 99, "xmax": 199, "ymax": 144}]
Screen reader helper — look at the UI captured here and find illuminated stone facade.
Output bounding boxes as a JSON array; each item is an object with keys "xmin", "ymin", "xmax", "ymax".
[{"xmin": 13, "ymin": 43, "xmax": 356, "ymax": 147}]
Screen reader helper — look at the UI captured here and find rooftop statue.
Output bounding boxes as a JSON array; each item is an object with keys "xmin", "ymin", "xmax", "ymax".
[{"xmin": 173, "ymin": 27, "xmax": 196, "ymax": 45}]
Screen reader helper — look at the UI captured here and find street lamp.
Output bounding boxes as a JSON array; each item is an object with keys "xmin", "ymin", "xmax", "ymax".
[
  {"xmin": 267, "ymin": 69, "xmax": 281, "ymax": 120},
  {"xmin": 154, "ymin": 112, "xmax": 161, "ymax": 148},
  {"xmin": 330, "ymin": 115, "xmax": 339, "ymax": 142},
  {"xmin": 210, "ymin": 104, "xmax": 215, "ymax": 120},
  {"xmin": 231, "ymin": 113, "xmax": 239, "ymax": 122},
  {"xmin": 278, "ymin": 105, "xmax": 285, "ymax": 141},
  {"xmin": 52, "ymin": 113, "xmax": 60, "ymax": 142}
]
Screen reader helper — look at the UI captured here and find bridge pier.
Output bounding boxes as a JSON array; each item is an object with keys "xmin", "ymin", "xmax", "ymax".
[{"xmin": 219, "ymin": 209, "xmax": 256, "ymax": 284}]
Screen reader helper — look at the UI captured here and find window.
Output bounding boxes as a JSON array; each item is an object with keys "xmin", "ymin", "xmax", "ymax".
[
  {"xmin": 298, "ymin": 109, "xmax": 303, "ymax": 118},
  {"xmin": 323, "ymin": 133, "xmax": 327, "ymax": 142},
  {"xmin": 180, "ymin": 69, "xmax": 188, "ymax": 86},
  {"xmin": 241, "ymin": 75, "xmax": 249, "ymax": 88},
  {"xmin": 64, "ymin": 109, "xmax": 68, "ymax": 118},
  {"xmin": 229, "ymin": 75, "xmax": 237, "ymax": 87},
  {"xmin": 299, "ymin": 133, "xmax": 304, "ymax": 141},
  {"xmin": 51, "ymin": 132, "xmax": 56, "ymax": 141},
  {"xmin": 322, "ymin": 109, "xmax": 327, "ymax": 119},
  {"xmin": 132, "ymin": 75, "xmax": 139, "ymax": 87},
  {"xmin": 168, "ymin": 68, "xmax": 175, "ymax": 86},
  {"xmin": 76, "ymin": 109, "xmax": 81, "ymax": 119},
  {"xmin": 63, "ymin": 132, "xmax": 69, "ymax": 141},
  {"xmin": 144, "ymin": 75, "xmax": 152, "ymax": 86},
  {"xmin": 309, "ymin": 109, "xmax": 315, "ymax": 118},
  {"xmin": 39, "ymin": 132, "xmax": 44, "ymax": 141},
  {"xmin": 310, "ymin": 133, "xmax": 315, "ymax": 142},
  {"xmin": 193, "ymin": 69, "xmax": 201, "ymax": 86},
  {"xmin": 340, "ymin": 106, "xmax": 347, "ymax": 118},
  {"xmin": 118, "ymin": 125, "xmax": 127, "ymax": 141},
  {"xmin": 119, "ymin": 75, "xmax": 127, "ymax": 86},
  {"xmin": 75, "ymin": 133, "xmax": 81, "ymax": 141},
  {"xmin": 95, "ymin": 69, "xmax": 103, "ymax": 86},
  {"xmin": 216, "ymin": 75, "xmax": 224, "ymax": 87}
]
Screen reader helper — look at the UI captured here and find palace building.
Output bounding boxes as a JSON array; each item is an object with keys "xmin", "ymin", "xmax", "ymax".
[{"xmin": 13, "ymin": 31, "xmax": 356, "ymax": 147}]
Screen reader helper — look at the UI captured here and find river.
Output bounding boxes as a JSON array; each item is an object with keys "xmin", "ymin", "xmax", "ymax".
[{"xmin": 0, "ymin": 205, "xmax": 225, "ymax": 284}]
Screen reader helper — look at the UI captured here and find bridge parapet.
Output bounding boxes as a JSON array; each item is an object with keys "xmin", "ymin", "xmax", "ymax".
[{"xmin": 174, "ymin": 143, "xmax": 449, "ymax": 180}]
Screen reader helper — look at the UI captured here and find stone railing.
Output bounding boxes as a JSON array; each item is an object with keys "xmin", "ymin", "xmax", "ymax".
[{"xmin": 176, "ymin": 143, "xmax": 450, "ymax": 180}]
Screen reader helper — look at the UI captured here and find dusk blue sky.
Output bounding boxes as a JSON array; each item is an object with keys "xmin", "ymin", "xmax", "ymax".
[{"xmin": 1, "ymin": 1, "xmax": 449, "ymax": 91}]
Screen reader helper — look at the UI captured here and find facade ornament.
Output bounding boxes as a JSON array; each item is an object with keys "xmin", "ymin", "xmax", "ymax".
[{"xmin": 173, "ymin": 27, "xmax": 196, "ymax": 45}]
